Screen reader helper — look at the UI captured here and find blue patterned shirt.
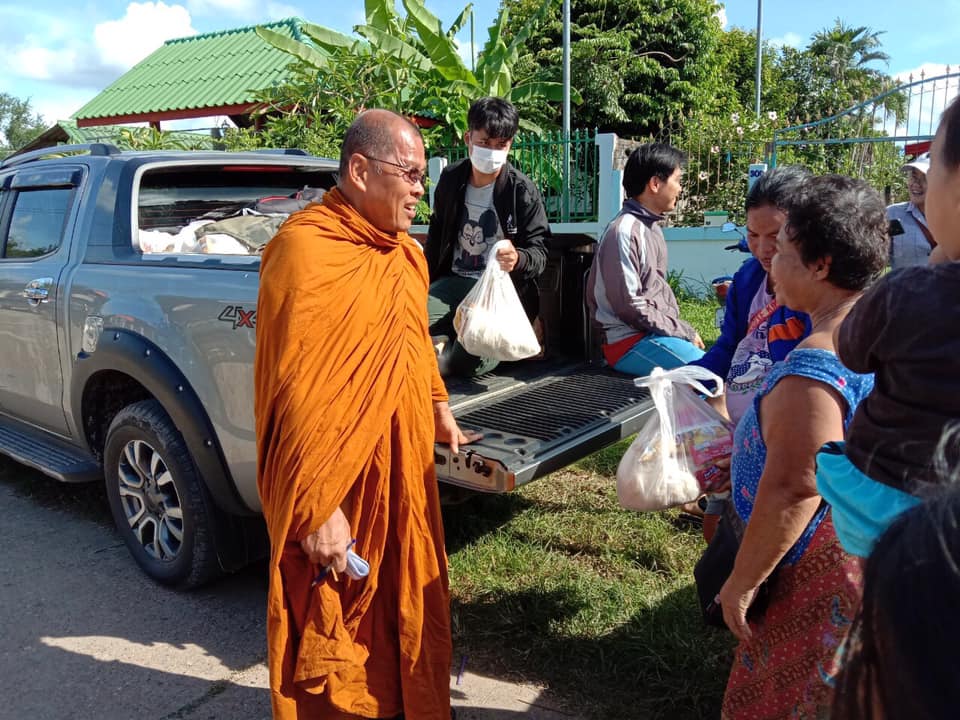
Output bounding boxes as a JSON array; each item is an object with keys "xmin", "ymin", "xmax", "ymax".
[{"xmin": 731, "ymin": 348, "xmax": 874, "ymax": 564}]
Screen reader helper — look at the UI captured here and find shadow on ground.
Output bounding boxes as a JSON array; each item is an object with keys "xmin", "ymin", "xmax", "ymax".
[
  {"xmin": 0, "ymin": 455, "xmax": 112, "ymax": 525},
  {"xmin": 452, "ymin": 584, "xmax": 733, "ymax": 720},
  {"xmin": 2, "ymin": 457, "xmax": 726, "ymax": 720},
  {"xmin": 0, "ymin": 456, "xmax": 272, "ymax": 719},
  {"xmin": 442, "ymin": 489, "xmax": 535, "ymax": 554}
]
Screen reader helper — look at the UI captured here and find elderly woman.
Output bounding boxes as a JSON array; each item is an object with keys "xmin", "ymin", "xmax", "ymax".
[{"xmin": 717, "ymin": 175, "xmax": 888, "ymax": 718}]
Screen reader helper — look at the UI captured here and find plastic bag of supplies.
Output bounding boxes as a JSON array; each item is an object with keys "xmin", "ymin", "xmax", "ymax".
[
  {"xmin": 616, "ymin": 366, "xmax": 734, "ymax": 511},
  {"xmin": 453, "ymin": 240, "xmax": 541, "ymax": 361}
]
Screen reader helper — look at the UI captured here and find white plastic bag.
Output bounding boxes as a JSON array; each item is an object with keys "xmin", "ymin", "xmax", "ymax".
[
  {"xmin": 616, "ymin": 366, "xmax": 734, "ymax": 512},
  {"xmin": 453, "ymin": 240, "xmax": 541, "ymax": 361}
]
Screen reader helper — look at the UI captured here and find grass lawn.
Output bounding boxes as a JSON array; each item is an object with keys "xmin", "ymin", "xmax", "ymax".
[{"xmin": 444, "ymin": 293, "xmax": 736, "ymax": 720}]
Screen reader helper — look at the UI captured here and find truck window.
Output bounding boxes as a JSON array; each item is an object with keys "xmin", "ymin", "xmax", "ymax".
[
  {"xmin": 136, "ymin": 166, "xmax": 335, "ymax": 256},
  {"xmin": 2, "ymin": 187, "xmax": 73, "ymax": 259}
]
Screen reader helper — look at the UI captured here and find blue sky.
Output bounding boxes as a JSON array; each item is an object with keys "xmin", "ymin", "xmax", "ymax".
[{"xmin": 0, "ymin": 0, "xmax": 956, "ymax": 129}]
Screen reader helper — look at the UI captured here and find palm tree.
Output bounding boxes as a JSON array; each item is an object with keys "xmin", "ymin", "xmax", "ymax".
[
  {"xmin": 809, "ymin": 20, "xmax": 889, "ymax": 93},
  {"xmin": 808, "ymin": 19, "xmax": 905, "ymax": 125}
]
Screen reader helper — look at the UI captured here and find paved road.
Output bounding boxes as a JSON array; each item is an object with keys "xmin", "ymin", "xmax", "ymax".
[{"xmin": 0, "ymin": 457, "xmax": 575, "ymax": 720}]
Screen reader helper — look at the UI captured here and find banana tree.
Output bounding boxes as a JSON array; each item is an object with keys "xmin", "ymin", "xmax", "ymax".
[{"xmin": 256, "ymin": 0, "xmax": 578, "ymax": 139}]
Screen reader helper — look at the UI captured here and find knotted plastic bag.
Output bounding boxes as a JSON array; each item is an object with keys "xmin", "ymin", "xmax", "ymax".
[
  {"xmin": 453, "ymin": 240, "xmax": 541, "ymax": 361},
  {"xmin": 616, "ymin": 366, "xmax": 734, "ymax": 512}
]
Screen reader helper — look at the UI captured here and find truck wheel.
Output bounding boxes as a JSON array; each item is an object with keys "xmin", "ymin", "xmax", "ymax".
[{"xmin": 104, "ymin": 399, "xmax": 220, "ymax": 588}]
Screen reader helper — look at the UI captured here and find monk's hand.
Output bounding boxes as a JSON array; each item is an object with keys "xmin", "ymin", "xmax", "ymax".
[
  {"xmin": 434, "ymin": 401, "xmax": 483, "ymax": 455},
  {"xmin": 693, "ymin": 331, "xmax": 705, "ymax": 350},
  {"xmin": 495, "ymin": 241, "xmax": 519, "ymax": 272},
  {"xmin": 301, "ymin": 506, "xmax": 351, "ymax": 575},
  {"xmin": 718, "ymin": 574, "xmax": 759, "ymax": 642}
]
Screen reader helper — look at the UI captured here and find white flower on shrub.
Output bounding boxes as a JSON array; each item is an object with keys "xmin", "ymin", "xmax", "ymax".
[
  {"xmin": 698, "ymin": 171, "xmax": 709, "ymax": 180},
  {"xmin": 711, "ymin": 145, "xmax": 720, "ymax": 154},
  {"xmin": 735, "ymin": 126, "xmax": 744, "ymax": 136},
  {"xmin": 730, "ymin": 112, "xmax": 740, "ymax": 123},
  {"xmin": 768, "ymin": 111, "xmax": 778, "ymax": 121}
]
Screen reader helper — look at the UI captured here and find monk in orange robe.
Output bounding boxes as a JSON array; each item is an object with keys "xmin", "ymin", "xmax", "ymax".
[{"xmin": 255, "ymin": 110, "xmax": 477, "ymax": 719}]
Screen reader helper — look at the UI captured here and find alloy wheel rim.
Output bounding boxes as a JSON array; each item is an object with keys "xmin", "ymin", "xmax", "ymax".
[{"xmin": 117, "ymin": 439, "xmax": 184, "ymax": 561}]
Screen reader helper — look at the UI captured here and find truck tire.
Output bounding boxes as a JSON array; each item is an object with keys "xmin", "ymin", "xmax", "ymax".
[{"xmin": 104, "ymin": 399, "xmax": 220, "ymax": 588}]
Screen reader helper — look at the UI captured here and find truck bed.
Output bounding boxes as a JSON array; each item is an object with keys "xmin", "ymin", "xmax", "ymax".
[{"xmin": 438, "ymin": 356, "xmax": 653, "ymax": 492}]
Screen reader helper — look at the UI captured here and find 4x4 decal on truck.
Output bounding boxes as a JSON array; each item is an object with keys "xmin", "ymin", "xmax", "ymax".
[
  {"xmin": 218, "ymin": 305, "xmax": 257, "ymax": 329},
  {"xmin": 0, "ymin": 144, "xmax": 655, "ymax": 591}
]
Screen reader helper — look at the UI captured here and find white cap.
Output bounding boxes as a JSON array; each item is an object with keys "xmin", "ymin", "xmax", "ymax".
[{"xmin": 901, "ymin": 152, "xmax": 930, "ymax": 175}]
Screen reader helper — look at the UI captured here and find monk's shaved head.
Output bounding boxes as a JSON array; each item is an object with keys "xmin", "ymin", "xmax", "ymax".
[
  {"xmin": 338, "ymin": 108, "xmax": 427, "ymax": 233},
  {"xmin": 339, "ymin": 109, "xmax": 421, "ymax": 176}
]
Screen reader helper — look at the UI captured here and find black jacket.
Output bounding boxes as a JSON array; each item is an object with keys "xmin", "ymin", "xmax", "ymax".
[{"xmin": 424, "ymin": 158, "xmax": 550, "ymax": 289}]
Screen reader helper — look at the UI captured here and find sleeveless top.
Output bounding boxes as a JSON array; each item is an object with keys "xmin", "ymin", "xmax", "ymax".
[{"xmin": 731, "ymin": 348, "xmax": 874, "ymax": 565}]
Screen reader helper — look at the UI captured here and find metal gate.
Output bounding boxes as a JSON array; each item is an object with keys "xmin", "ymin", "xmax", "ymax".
[{"xmin": 771, "ymin": 70, "xmax": 960, "ymax": 201}]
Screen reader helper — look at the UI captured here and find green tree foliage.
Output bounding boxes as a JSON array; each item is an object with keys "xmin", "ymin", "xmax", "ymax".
[
  {"xmin": 713, "ymin": 20, "xmax": 906, "ymax": 128},
  {"xmin": 0, "ymin": 94, "xmax": 47, "ymax": 151},
  {"xmin": 809, "ymin": 20, "xmax": 889, "ymax": 90},
  {"xmin": 707, "ymin": 28, "xmax": 800, "ymax": 121},
  {"xmin": 117, "ymin": 127, "xmax": 206, "ymax": 151},
  {"xmin": 660, "ymin": 108, "xmax": 775, "ymax": 225},
  {"xmin": 246, "ymin": 0, "xmax": 574, "ymax": 157},
  {"xmin": 659, "ymin": 15, "xmax": 909, "ymax": 219},
  {"xmin": 501, "ymin": 0, "xmax": 726, "ymax": 137},
  {"xmin": 224, "ymin": 43, "xmax": 427, "ymax": 158}
]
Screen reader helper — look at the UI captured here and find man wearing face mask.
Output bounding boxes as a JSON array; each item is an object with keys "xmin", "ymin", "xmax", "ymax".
[{"xmin": 425, "ymin": 96, "xmax": 550, "ymax": 377}]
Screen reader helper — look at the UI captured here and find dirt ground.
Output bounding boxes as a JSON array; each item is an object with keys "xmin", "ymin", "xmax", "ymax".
[{"xmin": 0, "ymin": 457, "xmax": 575, "ymax": 719}]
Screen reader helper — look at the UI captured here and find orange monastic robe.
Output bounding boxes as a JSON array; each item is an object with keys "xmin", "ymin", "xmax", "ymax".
[{"xmin": 254, "ymin": 188, "xmax": 451, "ymax": 719}]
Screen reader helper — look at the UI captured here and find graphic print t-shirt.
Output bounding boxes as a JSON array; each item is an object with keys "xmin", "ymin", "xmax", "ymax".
[
  {"xmin": 452, "ymin": 182, "xmax": 503, "ymax": 278},
  {"xmin": 725, "ymin": 281, "xmax": 778, "ymax": 425}
]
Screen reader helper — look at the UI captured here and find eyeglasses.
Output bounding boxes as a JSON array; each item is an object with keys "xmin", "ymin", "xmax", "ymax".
[{"xmin": 362, "ymin": 155, "xmax": 426, "ymax": 187}]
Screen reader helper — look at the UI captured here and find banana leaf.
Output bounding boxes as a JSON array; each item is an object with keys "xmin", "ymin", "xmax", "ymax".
[
  {"xmin": 301, "ymin": 22, "xmax": 356, "ymax": 51},
  {"xmin": 446, "ymin": 3, "xmax": 473, "ymax": 39},
  {"xmin": 365, "ymin": 0, "xmax": 396, "ymax": 28},
  {"xmin": 510, "ymin": 81, "xmax": 582, "ymax": 104},
  {"xmin": 256, "ymin": 26, "xmax": 331, "ymax": 70},
  {"xmin": 401, "ymin": 0, "xmax": 476, "ymax": 85},
  {"xmin": 355, "ymin": 25, "xmax": 435, "ymax": 73}
]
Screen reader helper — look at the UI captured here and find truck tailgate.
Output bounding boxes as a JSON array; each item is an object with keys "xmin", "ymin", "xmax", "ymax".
[{"xmin": 436, "ymin": 362, "xmax": 652, "ymax": 492}]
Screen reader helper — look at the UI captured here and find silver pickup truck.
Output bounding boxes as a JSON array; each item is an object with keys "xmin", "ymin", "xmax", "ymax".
[{"xmin": 0, "ymin": 143, "xmax": 652, "ymax": 587}]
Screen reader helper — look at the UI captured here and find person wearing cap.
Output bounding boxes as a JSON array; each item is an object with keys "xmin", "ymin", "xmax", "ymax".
[{"xmin": 887, "ymin": 152, "xmax": 935, "ymax": 269}]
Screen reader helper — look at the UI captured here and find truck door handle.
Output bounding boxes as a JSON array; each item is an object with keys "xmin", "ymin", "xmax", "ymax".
[{"xmin": 22, "ymin": 277, "xmax": 53, "ymax": 305}]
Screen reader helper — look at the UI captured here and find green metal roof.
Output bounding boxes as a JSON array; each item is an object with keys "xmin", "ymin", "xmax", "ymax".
[{"xmin": 73, "ymin": 18, "xmax": 308, "ymax": 124}]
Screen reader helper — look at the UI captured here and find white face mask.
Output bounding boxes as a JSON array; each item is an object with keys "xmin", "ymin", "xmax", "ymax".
[{"xmin": 470, "ymin": 144, "xmax": 508, "ymax": 175}]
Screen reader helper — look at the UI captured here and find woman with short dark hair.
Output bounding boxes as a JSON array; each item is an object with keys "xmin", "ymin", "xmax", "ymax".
[{"xmin": 717, "ymin": 175, "xmax": 887, "ymax": 718}]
